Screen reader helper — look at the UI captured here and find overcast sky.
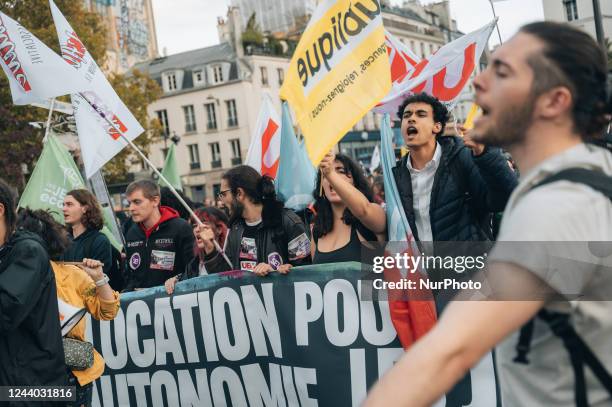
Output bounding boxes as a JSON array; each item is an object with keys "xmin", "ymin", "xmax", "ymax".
[{"xmin": 152, "ymin": 0, "xmax": 545, "ymax": 56}]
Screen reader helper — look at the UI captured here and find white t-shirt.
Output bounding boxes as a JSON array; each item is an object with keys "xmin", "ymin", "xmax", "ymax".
[
  {"xmin": 489, "ymin": 143, "xmax": 612, "ymax": 406},
  {"xmin": 407, "ymin": 142, "xmax": 441, "ymax": 242}
]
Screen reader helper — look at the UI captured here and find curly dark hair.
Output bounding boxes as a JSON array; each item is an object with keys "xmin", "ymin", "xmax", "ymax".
[
  {"xmin": 397, "ymin": 93, "xmax": 450, "ymax": 136},
  {"xmin": 17, "ymin": 208, "xmax": 70, "ymax": 260},
  {"xmin": 312, "ymin": 154, "xmax": 376, "ymax": 241},
  {"xmin": 65, "ymin": 189, "xmax": 104, "ymax": 231}
]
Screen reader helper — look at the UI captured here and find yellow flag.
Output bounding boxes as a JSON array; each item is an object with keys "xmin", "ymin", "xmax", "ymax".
[
  {"xmin": 279, "ymin": 0, "xmax": 391, "ymax": 165},
  {"xmin": 463, "ymin": 103, "xmax": 480, "ymax": 130}
]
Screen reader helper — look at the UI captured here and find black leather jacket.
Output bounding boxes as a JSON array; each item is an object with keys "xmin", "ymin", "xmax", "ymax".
[{"xmin": 203, "ymin": 208, "xmax": 311, "ymax": 272}]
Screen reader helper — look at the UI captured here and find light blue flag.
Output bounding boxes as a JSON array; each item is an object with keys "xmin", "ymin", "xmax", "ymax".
[
  {"xmin": 275, "ymin": 102, "xmax": 316, "ymax": 211},
  {"xmin": 380, "ymin": 114, "xmax": 422, "ymax": 268}
]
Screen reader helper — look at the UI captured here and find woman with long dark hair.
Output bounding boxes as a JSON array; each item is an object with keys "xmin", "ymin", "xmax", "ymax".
[
  {"xmin": 17, "ymin": 208, "xmax": 119, "ymax": 407},
  {"xmin": 312, "ymin": 153, "xmax": 386, "ymax": 264},
  {"xmin": 164, "ymin": 207, "xmax": 230, "ymax": 294},
  {"xmin": 198, "ymin": 165, "xmax": 311, "ymax": 275}
]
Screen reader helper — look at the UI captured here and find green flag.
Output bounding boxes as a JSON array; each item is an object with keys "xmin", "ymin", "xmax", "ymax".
[
  {"xmin": 19, "ymin": 135, "xmax": 122, "ymax": 250},
  {"xmin": 19, "ymin": 134, "xmax": 86, "ymax": 221},
  {"xmin": 159, "ymin": 143, "xmax": 183, "ymax": 191}
]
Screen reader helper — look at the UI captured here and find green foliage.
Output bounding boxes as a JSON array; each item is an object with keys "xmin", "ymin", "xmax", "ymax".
[
  {"xmin": 0, "ymin": 1, "xmax": 161, "ymax": 188},
  {"xmin": 0, "ymin": 0, "xmax": 106, "ymax": 190},
  {"xmin": 241, "ymin": 12, "xmax": 264, "ymax": 47}
]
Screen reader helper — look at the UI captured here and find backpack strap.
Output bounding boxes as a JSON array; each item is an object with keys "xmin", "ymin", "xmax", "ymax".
[
  {"xmin": 513, "ymin": 167, "xmax": 612, "ymax": 405},
  {"xmin": 539, "ymin": 309, "xmax": 612, "ymax": 407},
  {"xmin": 532, "ymin": 168, "xmax": 612, "ymax": 201}
]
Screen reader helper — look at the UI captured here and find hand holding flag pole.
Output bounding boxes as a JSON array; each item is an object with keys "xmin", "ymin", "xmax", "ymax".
[{"xmin": 80, "ymin": 93, "xmax": 233, "ymax": 269}]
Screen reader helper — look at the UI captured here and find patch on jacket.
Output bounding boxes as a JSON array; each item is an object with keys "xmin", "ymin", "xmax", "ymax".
[
  {"xmin": 288, "ymin": 233, "xmax": 310, "ymax": 261},
  {"xmin": 154, "ymin": 238, "xmax": 174, "ymax": 248},
  {"xmin": 127, "ymin": 241, "xmax": 143, "ymax": 248},
  {"xmin": 129, "ymin": 253, "xmax": 141, "ymax": 270},
  {"xmin": 150, "ymin": 250, "xmax": 176, "ymax": 271},
  {"xmin": 268, "ymin": 252, "xmax": 283, "ymax": 270},
  {"xmin": 241, "ymin": 260, "xmax": 256, "ymax": 272}
]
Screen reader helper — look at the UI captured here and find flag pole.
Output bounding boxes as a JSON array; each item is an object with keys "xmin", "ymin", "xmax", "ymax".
[
  {"xmin": 79, "ymin": 93, "xmax": 233, "ymax": 269},
  {"xmin": 42, "ymin": 98, "xmax": 56, "ymax": 143},
  {"xmin": 488, "ymin": 0, "xmax": 503, "ymax": 45}
]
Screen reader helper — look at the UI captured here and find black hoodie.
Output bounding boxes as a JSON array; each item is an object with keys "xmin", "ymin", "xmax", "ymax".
[{"xmin": 0, "ymin": 231, "xmax": 67, "ymax": 397}]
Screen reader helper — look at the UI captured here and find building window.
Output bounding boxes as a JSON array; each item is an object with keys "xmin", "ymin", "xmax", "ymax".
[
  {"xmin": 166, "ymin": 73, "xmax": 177, "ymax": 91},
  {"xmin": 564, "ymin": 0, "xmax": 578, "ymax": 21},
  {"xmin": 182, "ymin": 105, "xmax": 196, "ymax": 133},
  {"xmin": 193, "ymin": 70, "xmax": 204, "ymax": 85},
  {"xmin": 210, "ymin": 142, "xmax": 221, "ymax": 168},
  {"xmin": 187, "ymin": 143, "xmax": 200, "ymax": 170},
  {"xmin": 226, "ymin": 99, "xmax": 238, "ymax": 127},
  {"xmin": 420, "ymin": 42, "xmax": 425, "ymax": 58},
  {"xmin": 213, "ymin": 183, "xmax": 221, "ymax": 198},
  {"xmin": 277, "ymin": 68, "xmax": 284, "ymax": 86},
  {"xmin": 212, "ymin": 65, "xmax": 223, "ymax": 84},
  {"xmin": 410, "ymin": 40, "xmax": 415, "ymax": 53},
  {"xmin": 260, "ymin": 66, "xmax": 269, "ymax": 86},
  {"xmin": 156, "ymin": 109, "xmax": 169, "ymax": 136},
  {"xmin": 230, "ymin": 139, "xmax": 242, "ymax": 165},
  {"xmin": 429, "ymin": 44, "xmax": 434, "ymax": 55},
  {"xmin": 204, "ymin": 103, "xmax": 217, "ymax": 130}
]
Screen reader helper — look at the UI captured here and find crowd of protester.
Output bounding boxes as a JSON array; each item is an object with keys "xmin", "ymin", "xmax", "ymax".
[{"xmin": 1, "ymin": 20, "xmax": 611, "ymax": 407}]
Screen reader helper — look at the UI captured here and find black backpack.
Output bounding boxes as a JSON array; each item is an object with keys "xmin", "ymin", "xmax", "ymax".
[{"xmin": 513, "ymin": 168, "xmax": 612, "ymax": 407}]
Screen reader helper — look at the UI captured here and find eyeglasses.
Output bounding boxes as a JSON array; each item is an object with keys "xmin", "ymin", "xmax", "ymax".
[{"xmin": 217, "ymin": 189, "xmax": 231, "ymax": 200}]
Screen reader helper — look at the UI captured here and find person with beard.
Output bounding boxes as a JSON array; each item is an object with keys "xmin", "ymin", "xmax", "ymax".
[
  {"xmin": 364, "ymin": 22, "xmax": 612, "ymax": 407},
  {"xmin": 199, "ymin": 165, "xmax": 311, "ymax": 275},
  {"xmin": 0, "ymin": 179, "xmax": 68, "ymax": 401},
  {"xmin": 123, "ymin": 180, "xmax": 195, "ymax": 291}
]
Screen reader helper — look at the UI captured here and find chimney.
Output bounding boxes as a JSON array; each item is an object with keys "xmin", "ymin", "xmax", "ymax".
[{"xmin": 230, "ymin": 6, "xmax": 244, "ymax": 58}]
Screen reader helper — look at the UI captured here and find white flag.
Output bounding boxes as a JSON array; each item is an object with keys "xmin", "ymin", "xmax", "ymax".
[
  {"xmin": 379, "ymin": 30, "xmax": 422, "ymax": 111},
  {"xmin": 370, "ymin": 144, "xmax": 380, "ymax": 173},
  {"xmin": 57, "ymin": 297, "xmax": 87, "ymax": 336},
  {"xmin": 245, "ymin": 93, "xmax": 281, "ymax": 179},
  {"xmin": 49, "ymin": 0, "xmax": 144, "ymax": 178},
  {"xmin": 374, "ymin": 20, "xmax": 496, "ymax": 115},
  {"xmin": 0, "ymin": 11, "xmax": 90, "ymax": 105}
]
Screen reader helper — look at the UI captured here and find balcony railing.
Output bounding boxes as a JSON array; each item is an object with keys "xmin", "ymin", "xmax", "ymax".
[
  {"xmin": 190, "ymin": 162, "xmax": 201, "ymax": 170},
  {"xmin": 231, "ymin": 157, "xmax": 242, "ymax": 166},
  {"xmin": 211, "ymin": 160, "xmax": 222, "ymax": 169}
]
